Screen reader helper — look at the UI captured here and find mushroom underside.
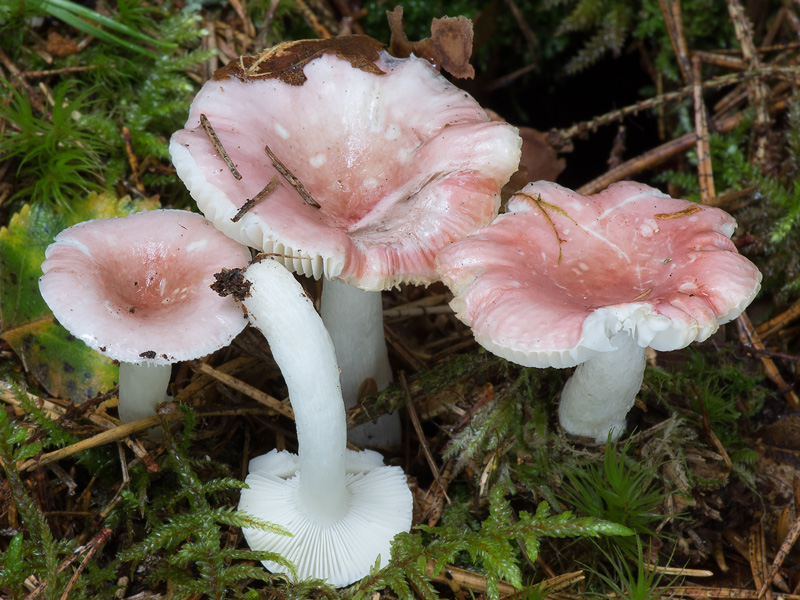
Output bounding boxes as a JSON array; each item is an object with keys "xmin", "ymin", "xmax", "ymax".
[{"xmin": 239, "ymin": 448, "xmax": 412, "ymax": 587}]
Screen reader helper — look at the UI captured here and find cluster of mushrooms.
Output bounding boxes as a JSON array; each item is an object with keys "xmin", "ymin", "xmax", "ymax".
[{"xmin": 38, "ymin": 35, "xmax": 761, "ymax": 588}]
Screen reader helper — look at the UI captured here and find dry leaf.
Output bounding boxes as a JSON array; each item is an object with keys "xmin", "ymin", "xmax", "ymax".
[
  {"xmin": 485, "ymin": 109, "xmax": 569, "ymax": 189},
  {"xmin": 387, "ymin": 6, "xmax": 475, "ymax": 79},
  {"xmin": 214, "ymin": 36, "xmax": 386, "ymax": 85}
]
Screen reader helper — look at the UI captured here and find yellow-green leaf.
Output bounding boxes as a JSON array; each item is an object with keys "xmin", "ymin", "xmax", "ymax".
[{"xmin": 0, "ymin": 192, "xmax": 159, "ymax": 401}]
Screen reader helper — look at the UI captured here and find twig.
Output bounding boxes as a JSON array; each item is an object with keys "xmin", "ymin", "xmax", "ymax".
[
  {"xmin": 23, "ymin": 528, "xmax": 111, "ymax": 600},
  {"xmin": 1, "ymin": 382, "xmax": 65, "ymax": 420},
  {"xmin": 742, "ymin": 345, "xmax": 800, "ymax": 364},
  {"xmin": 423, "ymin": 458, "xmax": 454, "ymax": 526},
  {"xmin": 23, "ymin": 65, "xmax": 98, "ymax": 78},
  {"xmin": 692, "ymin": 55, "xmax": 716, "ymax": 203},
  {"xmin": 577, "ymin": 94, "xmax": 790, "ymax": 195},
  {"xmin": 658, "ymin": 0, "xmax": 692, "ymax": 83},
  {"xmin": 383, "ymin": 305, "xmax": 452, "ymax": 319},
  {"xmin": 121, "ymin": 126, "xmax": 144, "ymax": 192},
  {"xmin": 0, "ymin": 47, "xmax": 47, "ymax": 115},
  {"xmin": 264, "ymin": 144, "xmax": 320, "ymax": 208},
  {"xmin": 669, "ymin": 588, "xmax": 800, "ymax": 599},
  {"xmin": 203, "ymin": 19, "xmax": 219, "ymax": 79},
  {"xmin": 550, "ymin": 66, "xmax": 794, "ymax": 148},
  {"xmin": 19, "ymin": 408, "xmax": 269, "ymax": 471},
  {"xmin": 227, "ymin": 0, "xmax": 256, "ymax": 40},
  {"xmin": 736, "ymin": 312, "xmax": 800, "ymax": 410},
  {"xmin": 190, "ymin": 360, "xmax": 294, "ymax": 419},
  {"xmin": 58, "ymin": 529, "xmax": 112, "ymax": 600},
  {"xmin": 726, "ymin": 0, "xmax": 771, "ymax": 165},
  {"xmin": 755, "ymin": 298, "xmax": 800, "ymax": 338},
  {"xmin": 294, "ymin": 0, "xmax": 332, "ymax": 38},
  {"xmin": 694, "ymin": 49, "xmax": 748, "ymax": 70},
  {"xmin": 400, "ymin": 371, "xmax": 449, "ymax": 503},
  {"xmin": 757, "ymin": 517, "xmax": 800, "ymax": 598},
  {"xmin": 231, "ymin": 174, "xmax": 279, "ymax": 222},
  {"xmin": 384, "ymin": 323, "xmax": 426, "ymax": 372},
  {"xmin": 200, "ymin": 113, "xmax": 242, "ymax": 180},
  {"xmin": 504, "ymin": 0, "xmax": 536, "ymax": 64},
  {"xmin": 750, "ymin": 523, "xmax": 774, "ymax": 600},
  {"xmin": 484, "ymin": 62, "xmax": 538, "ymax": 91}
]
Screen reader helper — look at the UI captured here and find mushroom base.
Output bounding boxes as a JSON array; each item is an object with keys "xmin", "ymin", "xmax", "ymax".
[
  {"xmin": 239, "ymin": 448, "xmax": 412, "ymax": 587},
  {"xmin": 558, "ymin": 333, "xmax": 646, "ymax": 444},
  {"xmin": 320, "ymin": 279, "xmax": 400, "ymax": 450},
  {"xmin": 118, "ymin": 362, "xmax": 172, "ymax": 423}
]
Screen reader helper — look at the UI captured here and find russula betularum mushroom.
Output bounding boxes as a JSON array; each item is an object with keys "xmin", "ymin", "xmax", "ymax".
[
  {"xmin": 169, "ymin": 36, "xmax": 522, "ymax": 448},
  {"xmin": 214, "ymin": 257, "xmax": 412, "ymax": 587},
  {"xmin": 38, "ymin": 209, "xmax": 251, "ymax": 423},
  {"xmin": 437, "ymin": 181, "xmax": 762, "ymax": 443}
]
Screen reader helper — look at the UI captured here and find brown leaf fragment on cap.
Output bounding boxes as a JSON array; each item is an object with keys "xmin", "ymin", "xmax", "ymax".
[
  {"xmin": 655, "ymin": 205, "xmax": 703, "ymax": 219},
  {"xmin": 387, "ymin": 6, "xmax": 475, "ymax": 79},
  {"xmin": 214, "ymin": 36, "xmax": 386, "ymax": 85}
]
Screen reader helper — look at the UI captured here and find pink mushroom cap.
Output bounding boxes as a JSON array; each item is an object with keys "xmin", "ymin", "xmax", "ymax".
[
  {"xmin": 436, "ymin": 181, "xmax": 762, "ymax": 368},
  {"xmin": 39, "ymin": 209, "xmax": 251, "ymax": 365},
  {"xmin": 170, "ymin": 42, "xmax": 521, "ymax": 291}
]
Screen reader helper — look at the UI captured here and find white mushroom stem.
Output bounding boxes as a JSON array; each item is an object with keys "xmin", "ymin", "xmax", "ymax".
[
  {"xmin": 247, "ymin": 260, "xmax": 349, "ymax": 518},
  {"xmin": 558, "ymin": 332, "xmax": 647, "ymax": 444},
  {"xmin": 238, "ymin": 259, "xmax": 413, "ymax": 586},
  {"xmin": 320, "ymin": 279, "xmax": 400, "ymax": 449},
  {"xmin": 117, "ymin": 362, "xmax": 172, "ymax": 423}
]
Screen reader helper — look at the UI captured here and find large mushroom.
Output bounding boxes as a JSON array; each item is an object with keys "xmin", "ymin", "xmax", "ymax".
[
  {"xmin": 38, "ymin": 209, "xmax": 251, "ymax": 423},
  {"xmin": 218, "ymin": 257, "xmax": 413, "ymax": 587},
  {"xmin": 437, "ymin": 181, "xmax": 762, "ymax": 443},
  {"xmin": 170, "ymin": 36, "xmax": 522, "ymax": 448}
]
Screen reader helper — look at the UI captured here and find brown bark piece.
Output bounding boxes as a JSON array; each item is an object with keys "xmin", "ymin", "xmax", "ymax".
[
  {"xmin": 387, "ymin": 6, "xmax": 475, "ymax": 79},
  {"xmin": 214, "ymin": 35, "xmax": 385, "ymax": 85}
]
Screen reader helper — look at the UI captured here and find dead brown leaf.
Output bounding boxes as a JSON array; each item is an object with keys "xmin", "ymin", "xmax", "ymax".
[
  {"xmin": 45, "ymin": 30, "xmax": 80, "ymax": 58},
  {"xmin": 214, "ymin": 36, "xmax": 386, "ymax": 85},
  {"xmin": 387, "ymin": 6, "xmax": 475, "ymax": 80}
]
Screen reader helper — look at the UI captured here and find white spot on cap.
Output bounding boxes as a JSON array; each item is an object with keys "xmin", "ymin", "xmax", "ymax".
[
  {"xmin": 310, "ymin": 154, "xmax": 326, "ymax": 168},
  {"xmin": 638, "ymin": 219, "xmax": 659, "ymax": 237},
  {"xmin": 187, "ymin": 239, "xmax": 207, "ymax": 252},
  {"xmin": 398, "ymin": 147, "xmax": 416, "ymax": 163},
  {"xmin": 384, "ymin": 124, "xmax": 400, "ymax": 140},
  {"xmin": 274, "ymin": 122, "xmax": 289, "ymax": 139},
  {"xmin": 577, "ymin": 262, "xmax": 589, "ymax": 271},
  {"xmin": 103, "ymin": 299, "xmax": 121, "ymax": 319},
  {"xmin": 364, "ymin": 178, "xmax": 378, "ymax": 189}
]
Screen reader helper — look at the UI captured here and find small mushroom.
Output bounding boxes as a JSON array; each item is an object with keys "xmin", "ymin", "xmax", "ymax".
[
  {"xmin": 170, "ymin": 37, "xmax": 521, "ymax": 448},
  {"xmin": 38, "ymin": 209, "xmax": 251, "ymax": 423},
  {"xmin": 437, "ymin": 181, "xmax": 762, "ymax": 443},
  {"xmin": 222, "ymin": 258, "xmax": 412, "ymax": 587}
]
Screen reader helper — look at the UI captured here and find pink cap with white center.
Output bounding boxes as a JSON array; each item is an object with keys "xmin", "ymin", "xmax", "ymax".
[
  {"xmin": 170, "ymin": 38, "xmax": 521, "ymax": 291},
  {"xmin": 39, "ymin": 209, "xmax": 251, "ymax": 364},
  {"xmin": 437, "ymin": 180, "xmax": 762, "ymax": 368}
]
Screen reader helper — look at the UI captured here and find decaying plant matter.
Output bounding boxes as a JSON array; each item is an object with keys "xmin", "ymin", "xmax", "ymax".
[{"xmin": 1, "ymin": 0, "xmax": 800, "ymax": 599}]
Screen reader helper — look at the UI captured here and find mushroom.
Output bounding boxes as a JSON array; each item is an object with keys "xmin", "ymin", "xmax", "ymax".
[
  {"xmin": 436, "ymin": 181, "xmax": 762, "ymax": 443},
  {"xmin": 169, "ymin": 36, "xmax": 522, "ymax": 448},
  {"xmin": 219, "ymin": 257, "xmax": 412, "ymax": 587},
  {"xmin": 38, "ymin": 209, "xmax": 251, "ymax": 423}
]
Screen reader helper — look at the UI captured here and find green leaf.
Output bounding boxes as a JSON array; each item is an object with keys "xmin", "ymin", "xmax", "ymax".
[
  {"xmin": 43, "ymin": 0, "xmax": 177, "ymax": 48},
  {"xmin": 44, "ymin": 4, "xmax": 160, "ymax": 58},
  {"xmin": 0, "ymin": 192, "xmax": 159, "ymax": 401},
  {"xmin": 13, "ymin": 440, "xmax": 42, "ymax": 463}
]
